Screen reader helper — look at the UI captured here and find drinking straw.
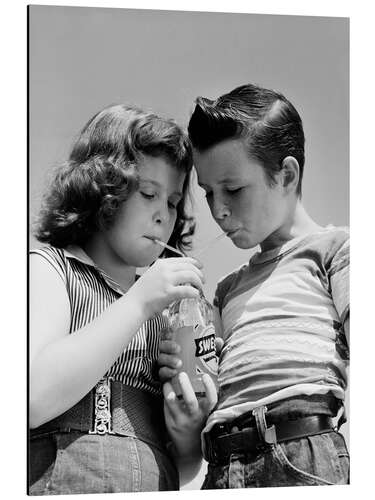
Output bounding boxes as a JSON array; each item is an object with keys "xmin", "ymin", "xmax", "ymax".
[
  {"xmin": 150, "ymin": 233, "xmax": 227, "ymax": 258},
  {"xmin": 193, "ymin": 232, "xmax": 227, "ymax": 258},
  {"xmin": 150, "ymin": 238, "xmax": 186, "ymax": 257}
]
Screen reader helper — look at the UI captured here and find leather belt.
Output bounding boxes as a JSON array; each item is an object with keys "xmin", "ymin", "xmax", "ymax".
[
  {"xmin": 205, "ymin": 415, "xmax": 334, "ymax": 464},
  {"xmin": 30, "ymin": 378, "xmax": 168, "ymax": 451}
]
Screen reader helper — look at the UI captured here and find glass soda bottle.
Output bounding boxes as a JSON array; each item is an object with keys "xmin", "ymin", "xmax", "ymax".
[{"xmin": 163, "ymin": 290, "xmax": 218, "ymax": 397}]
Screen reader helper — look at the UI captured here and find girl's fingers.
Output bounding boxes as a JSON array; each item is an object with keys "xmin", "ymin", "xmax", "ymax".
[
  {"xmin": 158, "ymin": 352, "xmax": 182, "ymax": 370},
  {"xmin": 189, "ymin": 257, "xmax": 203, "ymax": 269},
  {"xmin": 174, "ymin": 285, "xmax": 200, "ymax": 300},
  {"xmin": 182, "ymin": 261, "xmax": 205, "ymax": 279},
  {"xmin": 201, "ymin": 374, "xmax": 218, "ymax": 412},
  {"xmin": 159, "ymin": 339, "xmax": 181, "ymax": 355},
  {"xmin": 177, "ymin": 372, "xmax": 199, "ymax": 414},
  {"xmin": 164, "ymin": 257, "xmax": 203, "ymax": 269},
  {"xmin": 172, "ymin": 270, "xmax": 205, "ymax": 290},
  {"xmin": 158, "ymin": 366, "xmax": 178, "ymax": 382},
  {"xmin": 180, "ymin": 257, "xmax": 203, "ymax": 269},
  {"xmin": 171, "ymin": 261, "xmax": 205, "ymax": 282}
]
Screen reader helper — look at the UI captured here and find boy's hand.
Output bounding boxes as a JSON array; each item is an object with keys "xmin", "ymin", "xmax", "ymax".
[
  {"xmin": 158, "ymin": 336, "xmax": 224, "ymax": 382},
  {"xmin": 163, "ymin": 372, "xmax": 217, "ymax": 460}
]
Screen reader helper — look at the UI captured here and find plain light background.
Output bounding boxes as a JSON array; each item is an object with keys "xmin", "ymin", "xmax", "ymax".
[
  {"xmin": 29, "ymin": 5, "xmax": 349, "ymax": 302},
  {"xmin": 28, "ymin": 5, "xmax": 349, "ymax": 491}
]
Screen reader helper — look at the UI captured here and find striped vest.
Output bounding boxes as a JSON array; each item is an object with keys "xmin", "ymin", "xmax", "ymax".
[{"xmin": 30, "ymin": 245, "xmax": 167, "ymax": 396}]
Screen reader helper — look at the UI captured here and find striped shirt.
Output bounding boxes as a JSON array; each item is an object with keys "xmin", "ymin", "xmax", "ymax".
[
  {"xmin": 204, "ymin": 226, "xmax": 349, "ymax": 433},
  {"xmin": 30, "ymin": 245, "xmax": 167, "ymax": 396}
]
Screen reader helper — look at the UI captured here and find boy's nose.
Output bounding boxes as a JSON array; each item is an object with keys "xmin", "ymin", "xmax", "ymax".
[{"xmin": 211, "ymin": 200, "xmax": 231, "ymax": 220}]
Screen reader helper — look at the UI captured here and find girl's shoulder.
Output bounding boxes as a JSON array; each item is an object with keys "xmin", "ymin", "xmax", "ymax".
[
  {"xmin": 30, "ymin": 245, "xmax": 69, "ymax": 283},
  {"xmin": 30, "ymin": 245, "xmax": 66, "ymax": 260}
]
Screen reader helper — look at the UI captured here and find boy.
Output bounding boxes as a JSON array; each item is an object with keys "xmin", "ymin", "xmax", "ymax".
[{"xmin": 159, "ymin": 84, "xmax": 349, "ymax": 488}]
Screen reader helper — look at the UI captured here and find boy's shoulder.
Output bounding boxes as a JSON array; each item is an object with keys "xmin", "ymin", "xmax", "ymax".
[
  {"xmin": 213, "ymin": 226, "xmax": 349, "ymax": 309},
  {"xmin": 213, "ymin": 260, "xmax": 251, "ymax": 308},
  {"xmin": 310, "ymin": 225, "xmax": 349, "ymax": 244},
  {"xmin": 302, "ymin": 225, "xmax": 349, "ymax": 263},
  {"xmin": 217, "ymin": 260, "xmax": 250, "ymax": 285}
]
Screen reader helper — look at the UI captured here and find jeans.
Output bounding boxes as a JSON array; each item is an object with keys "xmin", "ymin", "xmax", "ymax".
[
  {"xmin": 202, "ymin": 397, "xmax": 349, "ymax": 489},
  {"xmin": 202, "ymin": 430, "xmax": 349, "ymax": 488},
  {"xmin": 29, "ymin": 431, "xmax": 179, "ymax": 494}
]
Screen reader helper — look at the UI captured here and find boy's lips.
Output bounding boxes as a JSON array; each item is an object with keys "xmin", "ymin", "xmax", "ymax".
[{"xmin": 226, "ymin": 228, "xmax": 240, "ymax": 237}]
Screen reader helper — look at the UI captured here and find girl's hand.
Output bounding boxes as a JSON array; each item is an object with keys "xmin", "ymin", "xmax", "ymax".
[
  {"xmin": 158, "ymin": 336, "xmax": 224, "ymax": 382},
  {"xmin": 163, "ymin": 372, "xmax": 217, "ymax": 460},
  {"xmin": 128, "ymin": 257, "xmax": 204, "ymax": 319}
]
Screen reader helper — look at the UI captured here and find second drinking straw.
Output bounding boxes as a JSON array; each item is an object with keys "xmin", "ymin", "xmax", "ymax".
[{"xmin": 150, "ymin": 233, "xmax": 227, "ymax": 258}]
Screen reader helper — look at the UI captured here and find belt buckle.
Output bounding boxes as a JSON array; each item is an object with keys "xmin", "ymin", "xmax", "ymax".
[
  {"xmin": 89, "ymin": 377, "xmax": 116, "ymax": 435},
  {"xmin": 252, "ymin": 406, "xmax": 277, "ymax": 447}
]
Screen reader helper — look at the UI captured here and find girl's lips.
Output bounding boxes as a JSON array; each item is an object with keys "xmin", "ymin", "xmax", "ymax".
[{"xmin": 144, "ymin": 235, "xmax": 159, "ymax": 242}]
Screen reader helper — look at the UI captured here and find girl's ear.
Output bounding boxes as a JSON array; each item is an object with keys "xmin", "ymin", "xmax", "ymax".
[{"xmin": 281, "ymin": 156, "xmax": 300, "ymax": 193}]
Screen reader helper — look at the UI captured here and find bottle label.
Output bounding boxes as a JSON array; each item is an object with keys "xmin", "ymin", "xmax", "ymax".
[{"xmin": 193, "ymin": 324, "xmax": 217, "ymax": 375}]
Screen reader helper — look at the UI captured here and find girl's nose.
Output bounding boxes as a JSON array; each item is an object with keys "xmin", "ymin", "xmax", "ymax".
[{"xmin": 153, "ymin": 203, "xmax": 170, "ymax": 225}]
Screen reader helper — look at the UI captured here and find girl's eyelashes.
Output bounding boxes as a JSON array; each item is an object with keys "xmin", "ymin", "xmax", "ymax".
[
  {"xmin": 141, "ymin": 191, "xmax": 177, "ymax": 210},
  {"xmin": 226, "ymin": 187, "xmax": 243, "ymax": 194},
  {"xmin": 140, "ymin": 192, "xmax": 155, "ymax": 200}
]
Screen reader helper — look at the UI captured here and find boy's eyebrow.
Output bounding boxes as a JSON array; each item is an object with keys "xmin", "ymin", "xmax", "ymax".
[
  {"xmin": 198, "ymin": 177, "xmax": 243, "ymax": 188},
  {"xmin": 218, "ymin": 178, "xmax": 243, "ymax": 185},
  {"xmin": 139, "ymin": 178, "xmax": 183, "ymax": 197}
]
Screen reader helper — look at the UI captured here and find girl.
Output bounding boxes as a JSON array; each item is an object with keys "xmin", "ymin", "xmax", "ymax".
[{"xmin": 29, "ymin": 104, "xmax": 216, "ymax": 494}]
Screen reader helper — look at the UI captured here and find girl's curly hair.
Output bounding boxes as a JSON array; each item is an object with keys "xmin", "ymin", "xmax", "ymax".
[{"xmin": 34, "ymin": 105, "xmax": 195, "ymax": 255}]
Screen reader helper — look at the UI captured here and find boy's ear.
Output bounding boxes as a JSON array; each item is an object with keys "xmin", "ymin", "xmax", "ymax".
[{"xmin": 281, "ymin": 156, "xmax": 300, "ymax": 193}]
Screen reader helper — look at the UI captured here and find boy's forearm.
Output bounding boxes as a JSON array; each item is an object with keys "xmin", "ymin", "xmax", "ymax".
[
  {"xmin": 170, "ymin": 436, "xmax": 202, "ymax": 462},
  {"xmin": 167, "ymin": 439, "xmax": 203, "ymax": 486}
]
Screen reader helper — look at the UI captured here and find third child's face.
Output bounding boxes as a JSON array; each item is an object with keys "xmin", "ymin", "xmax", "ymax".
[
  {"xmin": 105, "ymin": 155, "xmax": 185, "ymax": 267},
  {"xmin": 194, "ymin": 139, "xmax": 288, "ymax": 250}
]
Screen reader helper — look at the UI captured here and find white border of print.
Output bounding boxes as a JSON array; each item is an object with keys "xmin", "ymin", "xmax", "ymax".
[{"xmin": 1, "ymin": 1, "xmax": 373, "ymax": 499}]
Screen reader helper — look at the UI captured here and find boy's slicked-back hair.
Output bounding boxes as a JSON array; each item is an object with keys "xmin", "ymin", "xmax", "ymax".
[
  {"xmin": 188, "ymin": 84, "xmax": 305, "ymax": 196},
  {"xmin": 35, "ymin": 105, "xmax": 195, "ymax": 253}
]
